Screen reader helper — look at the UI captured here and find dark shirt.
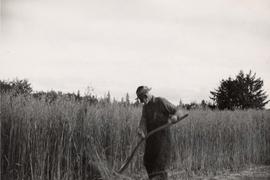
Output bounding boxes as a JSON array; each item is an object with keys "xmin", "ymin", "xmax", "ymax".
[{"xmin": 141, "ymin": 96, "xmax": 177, "ymax": 132}]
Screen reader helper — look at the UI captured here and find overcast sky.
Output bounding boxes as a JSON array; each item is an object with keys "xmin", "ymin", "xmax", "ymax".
[{"xmin": 1, "ymin": 0, "xmax": 270, "ymax": 107}]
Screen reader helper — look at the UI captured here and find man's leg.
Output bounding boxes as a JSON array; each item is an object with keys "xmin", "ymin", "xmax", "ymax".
[
  {"xmin": 150, "ymin": 174, "xmax": 167, "ymax": 180},
  {"xmin": 144, "ymin": 162, "xmax": 168, "ymax": 180},
  {"xmin": 150, "ymin": 169, "xmax": 168, "ymax": 180}
]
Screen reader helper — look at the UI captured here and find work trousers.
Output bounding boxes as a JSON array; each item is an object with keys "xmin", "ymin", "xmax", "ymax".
[{"xmin": 144, "ymin": 129, "xmax": 171, "ymax": 180}]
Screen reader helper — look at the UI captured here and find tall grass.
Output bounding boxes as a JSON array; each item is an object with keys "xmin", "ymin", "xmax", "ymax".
[
  {"xmin": 171, "ymin": 110, "xmax": 270, "ymax": 175},
  {"xmin": 1, "ymin": 93, "xmax": 270, "ymax": 179}
]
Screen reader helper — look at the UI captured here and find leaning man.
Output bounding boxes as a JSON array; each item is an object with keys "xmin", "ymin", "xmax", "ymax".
[{"xmin": 136, "ymin": 86, "xmax": 184, "ymax": 180}]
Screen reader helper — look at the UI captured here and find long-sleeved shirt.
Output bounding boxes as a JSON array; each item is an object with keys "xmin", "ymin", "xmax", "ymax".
[{"xmin": 138, "ymin": 96, "xmax": 178, "ymax": 134}]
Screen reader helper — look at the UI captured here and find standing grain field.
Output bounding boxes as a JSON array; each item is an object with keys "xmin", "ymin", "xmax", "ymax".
[{"xmin": 1, "ymin": 93, "xmax": 270, "ymax": 180}]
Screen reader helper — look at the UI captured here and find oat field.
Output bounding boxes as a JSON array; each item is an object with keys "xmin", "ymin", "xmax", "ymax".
[{"xmin": 1, "ymin": 93, "xmax": 270, "ymax": 180}]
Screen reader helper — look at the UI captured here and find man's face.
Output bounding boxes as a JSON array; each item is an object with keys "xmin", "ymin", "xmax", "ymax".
[{"xmin": 138, "ymin": 94, "xmax": 149, "ymax": 104}]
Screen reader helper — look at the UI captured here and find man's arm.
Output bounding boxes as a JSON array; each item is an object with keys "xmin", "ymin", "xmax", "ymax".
[
  {"xmin": 159, "ymin": 97, "xmax": 185, "ymax": 123},
  {"xmin": 137, "ymin": 116, "xmax": 147, "ymax": 138},
  {"xmin": 169, "ymin": 109, "xmax": 185, "ymax": 123}
]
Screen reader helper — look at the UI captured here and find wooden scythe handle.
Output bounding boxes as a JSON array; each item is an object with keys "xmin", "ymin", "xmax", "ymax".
[{"xmin": 117, "ymin": 114, "xmax": 189, "ymax": 173}]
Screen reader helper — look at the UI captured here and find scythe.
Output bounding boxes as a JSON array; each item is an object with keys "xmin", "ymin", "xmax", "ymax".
[{"xmin": 117, "ymin": 114, "xmax": 189, "ymax": 173}]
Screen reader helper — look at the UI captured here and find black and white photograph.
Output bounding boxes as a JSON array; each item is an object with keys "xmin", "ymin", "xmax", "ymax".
[{"xmin": 1, "ymin": 0, "xmax": 270, "ymax": 179}]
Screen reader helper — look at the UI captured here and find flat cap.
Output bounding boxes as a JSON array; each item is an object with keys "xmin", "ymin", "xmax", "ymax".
[{"xmin": 136, "ymin": 86, "xmax": 151, "ymax": 97}]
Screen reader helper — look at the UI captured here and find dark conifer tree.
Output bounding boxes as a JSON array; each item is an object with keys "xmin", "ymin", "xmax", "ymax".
[{"xmin": 210, "ymin": 70, "xmax": 269, "ymax": 110}]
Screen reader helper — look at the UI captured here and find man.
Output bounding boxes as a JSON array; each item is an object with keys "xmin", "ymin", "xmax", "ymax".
[{"xmin": 136, "ymin": 86, "xmax": 184, "ymax": 180}]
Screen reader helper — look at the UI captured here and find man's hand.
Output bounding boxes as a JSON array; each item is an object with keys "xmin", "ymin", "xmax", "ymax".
[
  {"xmin": 137, "ymin": 128, "xmax": 146, "ymax": 139},
  {"xmin": 169, "ymin": 115, "xmax": 178, "ymax": 123}
]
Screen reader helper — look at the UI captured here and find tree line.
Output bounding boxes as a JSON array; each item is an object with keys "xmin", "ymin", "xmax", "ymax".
[
  {"xmin": 1, "ymin": 70, "xmax": 269, "ymax": 110},
  {"xmin": 0, "ymin": 79, "xmax": 136, "ymax": 106}
]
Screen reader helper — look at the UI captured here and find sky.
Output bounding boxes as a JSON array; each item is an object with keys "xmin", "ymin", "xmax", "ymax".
[{"xmin": 1, "ymin": 0, "xmax": 270, "ymax": 107}]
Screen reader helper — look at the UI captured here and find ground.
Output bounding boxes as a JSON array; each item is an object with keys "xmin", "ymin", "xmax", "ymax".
[
  {"xmin": 116, "ymin": 165, "xmax": 270, "ymax": 180},
  {"xmin": 168, "ymin": 166, "xmax": 270, "ymax": 180}
]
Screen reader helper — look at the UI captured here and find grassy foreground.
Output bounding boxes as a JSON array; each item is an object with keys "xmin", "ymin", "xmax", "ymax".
[{"xmin": 1, "ymin": 94, "xmax": 270, "ymax": 179}]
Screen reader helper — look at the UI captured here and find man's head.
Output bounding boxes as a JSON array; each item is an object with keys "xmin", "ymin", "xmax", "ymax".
[{"xmin": 136, "ymin": 86, "xmax": 152, "ymax": 104}]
